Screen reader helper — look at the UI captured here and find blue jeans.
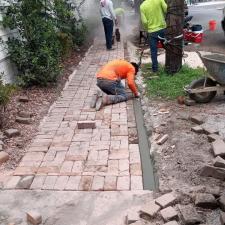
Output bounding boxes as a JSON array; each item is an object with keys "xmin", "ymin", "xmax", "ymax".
[
  {"xmin": 148, "ymin": 29, "xmax": 165, "ymax": 72},
  {"xmin": 102, "ymin": 17, "xmax": 114, "ymax": 50},
  {"xmin": 97, "ymin": 79, "xmax": 127, "ymax": 104}
]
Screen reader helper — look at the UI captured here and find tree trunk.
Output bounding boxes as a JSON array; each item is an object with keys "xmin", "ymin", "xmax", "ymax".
[{"xmin": 165, "ymin": 0, "xmax": 184, "ymax": 74}]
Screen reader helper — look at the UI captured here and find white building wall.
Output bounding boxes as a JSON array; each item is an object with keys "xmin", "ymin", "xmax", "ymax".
[{"xmin": 0, "ymin": 1, "xmax": 17, "ymax": 84}]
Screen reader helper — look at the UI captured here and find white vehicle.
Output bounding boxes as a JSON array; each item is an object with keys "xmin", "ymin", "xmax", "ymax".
[{"xmin": 222, "ymin": 6, "xmax": 225, "ymax": 35}]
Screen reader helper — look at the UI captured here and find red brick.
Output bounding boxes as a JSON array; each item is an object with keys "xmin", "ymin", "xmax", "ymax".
[
  {"xmin": 77, "ymin": 121, "xmax": 96, "ymax": 129},
  {"xmin": 160, "ymin": 206, "xmax": 178, "ymax": 222},
  {"xmin": 54, "ymin": 176, "xmax": 69, "ymax": 190},
  {"xmin": 156, "ymin": 134, "xmax": 169, "ymax": 145},
  {"xmin": 22, "ymin": 152, "xmax": 45, "ymax": 162},
  {"xmin": 78, "ymin": 176, "xmax": 93, "ymax": 191},
  {"xmin": 91, "ymin": 176, "xmax": 104, "ymax": 191},
  {"xmin": 30, "ymin": 176, "xmax": 46, "ymax": 190},
  {"xmin": 42, "ymin": 176, "xmax": 57, "ymax": 190},
  {"xmin": 37, "ymin": 166, "xmax": 60, "ymax": 175},
  {"xmin": 104, "ymin": 176, "xmax": 117, "ymax": 191},
  {"xmin": 4, "ymin": 176, "xmax": 21, "ymax": 189},
  {"xmin": 60, "ymin": 161, "xmax": 74, "ymax": 174},
  {"xmin": 0, "ymin": 151, "xmax": 9, "ymax": 164},
  {"xmin": 130, "ymin": 163, "xmax": 142, "ymax": 176},
  {"xmin": 109, "ymin": 150, "xmax": 129, "ymax": 160},
  {"xmin": 26, "ymin": 211, "xmax": 42, "ymax": 225},
  {"xmin": 117, "ymin": 176, "xmax": 130, "ymax": 190},
  {"xmin": 131, "ymin": 176, "xmax": 143, "ymax": 190},
  {"xmin": 14, "ymin": 167, "xmax": 37, "ymax": 176},
  {"xmin": 140, "ymin": 201, "xmax": 161, "ymax": 217},
  {"xmin": 155, "ymin": 193, "xmax": 176, "ymax": 208},
  {"xmin": 212, "ymin": 139, "xmax": 225, "ymax": 157},
  {"xmin": 65, "ymin": 176, "xmax": 81, "ymax": 190},
  {"xmin": 72, "ymin": 161, "xmax": 84, "ymax": 173}
]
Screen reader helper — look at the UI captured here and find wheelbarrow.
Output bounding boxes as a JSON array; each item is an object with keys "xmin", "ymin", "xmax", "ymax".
[{"xmin": 184, "ymin": 51, "xmax": 225, "ymax": 103}]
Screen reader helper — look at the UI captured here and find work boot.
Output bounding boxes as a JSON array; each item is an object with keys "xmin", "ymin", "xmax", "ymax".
[
  {"xmin": 90, "ymin": 90, "xmax": 103, "ymax": 108},
  {"xmin": 95, "ymin": 95, "xmax": 111, "ymax": 111}
]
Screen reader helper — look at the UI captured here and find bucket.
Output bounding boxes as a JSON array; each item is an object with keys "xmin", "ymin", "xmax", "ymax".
[
  {"xmin": 184, "ymin": 29, "xmax": 193, "ymax": 42},
  {"xmin": 209, "ymin": 20, "xmax": 216, "ymax": 31},
  {"xmin": 191, "ymin": 30, "xmax": 203, "ymax": 43}
]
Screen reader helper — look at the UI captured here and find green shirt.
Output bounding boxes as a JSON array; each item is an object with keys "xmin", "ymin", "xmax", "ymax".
[{"xmin": 140, "ymin": 0, "xmax": 167, "ymax": 33}]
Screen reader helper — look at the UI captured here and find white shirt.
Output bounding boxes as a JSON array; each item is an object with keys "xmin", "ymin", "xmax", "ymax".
[{"xmin": 100, "ymin": 0, "xmax": 116, "ymax": 21}]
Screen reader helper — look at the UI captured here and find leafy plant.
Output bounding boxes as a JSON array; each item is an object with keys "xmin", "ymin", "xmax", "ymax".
[
  {"xmin": 2, "ymin": 0, "xmax": 87, "ymax": 87},
  {"xmin": 0, "ymin": 73, "xmax": 16, "ymax": 106}
]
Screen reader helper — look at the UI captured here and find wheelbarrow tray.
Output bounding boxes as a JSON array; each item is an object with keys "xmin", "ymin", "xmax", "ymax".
[{"xmin": 199, "ymin": 51, "xmax": 225, "ymax": 85}]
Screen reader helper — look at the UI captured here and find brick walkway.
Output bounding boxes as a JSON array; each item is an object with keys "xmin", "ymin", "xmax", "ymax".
[{"xmin": 4, "ymin": 39, "xmax": 143, "ymax": 191}]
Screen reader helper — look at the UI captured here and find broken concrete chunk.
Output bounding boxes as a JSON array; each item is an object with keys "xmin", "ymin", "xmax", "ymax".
[
  {"xmin": 155, "ymin": 193, "xmax": 176, "ymax": 208},
  {"xmin": 157, "ymin": 134, "xmax": 169, "ymax": 145},
  {"xmin": 0, "ymin": 145, "xmax": 3, "ymax": 151},
  {"xmin": 16, "ymin": 117, "xmax": 32, "ymax": 124},
  {"xmin": 191, "ymin": 126, "xmax": 204, "ymax": 134},
  {"xmin": 206, "ymin": 186, "xmax": 221, "ymax": 198},
  {"xmin": 4, "ymin": 129, "xmax": 20, "ymax": 138},
  {"xmin": 214, "ymin": 156, "xmax": 225, "ymax": 168},
  {"xmin": 202, "ymin": 124, "xmax": 219, "ymax": 135},
  {"xmin": 189, "ymin": 115, "xmax": 205, "ymax": 125},
  {"xmin": 207, "ymin": 134, "xmax": 222, "ymax": 143},
  {"xmin": 18, "ymin": 111, "xmax": 33, "ymax": 118},
  {"xmin": 139, "ymin": 201, "xmax": 161, "ymax": 219},
  {"xmin": 178, "ymin": 204, "xmax": 203, "ymax": 225},
  {"xmin": 77, "ymin": 121, "xmax": 96, "ymax": 129},
  {"xmin": 125, "ymin": 210, "xmax": 140, "ymax": 224},
  {"xmin": 160, "ymin": 206, "xmax": 178, "ymax": 222},
  {"xmin": 200, "ymin": 165, "xmax": 225, "ymax": 180},
  {"xmin": 26, "ymin": 211, "xmax": 42, "ymax": 225},
  {"xmin": 18, "ymin": 96, "xmax": 29, "ymax": 102},
  {"xmin": 0, "ymin": 151, "xmax": 9, "ymax": 164},
  {"xmin": 220, "ymin": 211, "xmax": 225, "ymax": 225},
  {"xmin": 212, "ymin": 139, "xmax": 225, "ymax": 157},
  {"xmin": 219, "ymin": 195, "xmax": 225, "ymax": 211},
  {"xmin": 163, "ymin": 221, "xmax": 179, "ymax": 225},
  {"xmin": 195, "ymin": 193, "xmax": 218, "ymax": 209},
  {"xmin": 16, "ymin": 176, "xmax": 34, "ymax": 189}
]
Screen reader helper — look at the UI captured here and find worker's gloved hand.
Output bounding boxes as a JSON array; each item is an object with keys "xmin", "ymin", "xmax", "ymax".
[{"xmin": 135, "ymin": 92, "xmax": 140, "ymax": 98}]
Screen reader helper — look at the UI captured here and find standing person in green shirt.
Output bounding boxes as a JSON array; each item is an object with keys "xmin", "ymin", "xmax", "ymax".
[{"xmin": 140, "ymin": 0, "xmax": 167, "ymax": 73}]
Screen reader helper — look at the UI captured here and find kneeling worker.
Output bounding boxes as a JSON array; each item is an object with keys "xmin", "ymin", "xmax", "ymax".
[{"xmin": 95, "ymin": 59, "xmax": 139, "ymax": 110}]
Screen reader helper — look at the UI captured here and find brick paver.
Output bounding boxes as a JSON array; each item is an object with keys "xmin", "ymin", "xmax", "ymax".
[{"xmin": 7, "ymin": 39, "xmax": 143, "ymax": 191}]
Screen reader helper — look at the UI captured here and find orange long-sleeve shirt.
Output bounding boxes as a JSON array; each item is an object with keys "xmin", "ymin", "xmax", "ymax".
[{"xmin": 96, "ymin": 60, "xmax": 138, "ymax": 95}]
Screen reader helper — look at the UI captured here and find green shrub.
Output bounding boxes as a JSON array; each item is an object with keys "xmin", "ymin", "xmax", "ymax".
[
  {"xmin": 0, "ymin": 73, "xmax": 16, "ymax": 106},
  {"xmin": 2, "ymin": 0, "xmax": 62, "ymax": 87},
  {"xmin": 2, "ymin": 0, "xmax": 88, "ymax": 87}
]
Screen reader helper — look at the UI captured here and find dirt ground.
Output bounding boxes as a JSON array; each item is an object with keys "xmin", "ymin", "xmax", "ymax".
[{"xmin": 0, "ymin": 44, "xmax": 91, "ymax": 176}]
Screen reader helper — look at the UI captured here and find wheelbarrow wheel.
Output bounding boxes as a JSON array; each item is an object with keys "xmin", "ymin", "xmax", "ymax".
[{"xmin": 189, "ymin": 78, "xmax": 217, "ymax": 103}]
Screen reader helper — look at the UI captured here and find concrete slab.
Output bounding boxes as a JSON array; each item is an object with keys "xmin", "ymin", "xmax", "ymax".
[{"xmin": 0, "ymin": 190, "xmax": 153, "ymax": 225}]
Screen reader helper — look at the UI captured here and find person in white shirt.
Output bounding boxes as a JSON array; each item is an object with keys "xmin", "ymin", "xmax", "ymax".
[{"xmin": 100, "ymin": 0, "xmax": 117, "ymax": 50}]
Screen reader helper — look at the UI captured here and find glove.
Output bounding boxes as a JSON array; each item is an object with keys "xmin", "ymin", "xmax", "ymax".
[{"xmin": 135, "ymin": 92, "xmax": 140, "ymax": 98}]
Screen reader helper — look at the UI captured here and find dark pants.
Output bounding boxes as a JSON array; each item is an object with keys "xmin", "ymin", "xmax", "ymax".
[
  {"xmin": 148, "ymin": 29, "xmax": 165, "ymax": 72},
  {"xmin": 97, "ymin": 79, "xmax": 127, "ymax": 104},
  {"xmin": 102, "ymin": 17, "xmax": 114, "ymax": 50}
]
